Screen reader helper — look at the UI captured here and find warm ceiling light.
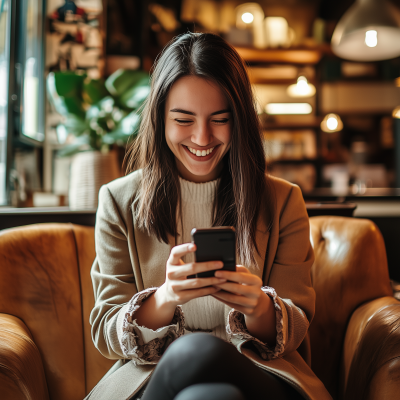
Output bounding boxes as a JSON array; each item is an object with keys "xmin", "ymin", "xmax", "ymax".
[
  {"xmin": 365, "ymin": 30, "xmax": 378, "ymax": 47},
  {"xmin": 332, "ymin": 0, "xmax": 400, "ymax": 61},
  {"xmin": 264, "ymin": 17, "xmax": 290, "ymax": 48},
  {"xmin": 265, "ymin": 103, "xmax": 312, "ymax": 115},
  {"xmin": 321, "ymin": 113, "xmax": 344, "ymax": 132},
  {"xmin": 287, "ymin": 76, "xmax": 316, "ymax": 98},
  {"xmin": 241, "ymin": 12, "xmax": 254, "ymax": 24},
  {"xmin": 393, "ymin": 106, "xmax": 400, "ymax": 119}
]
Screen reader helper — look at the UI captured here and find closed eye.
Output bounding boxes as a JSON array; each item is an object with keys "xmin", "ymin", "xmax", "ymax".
[{"xmin": 175, "ymin": 118, "xmax": 229, "ymax": 125}]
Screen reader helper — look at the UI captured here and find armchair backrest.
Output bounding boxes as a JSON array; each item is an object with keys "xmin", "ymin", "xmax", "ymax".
[
  {"xmin": 309, "ymin": 216, "xmax": 393, "ymax": 398},
  {"xmin": 0, "ymin": 223, "xmax": 113, "ymax": 400}
]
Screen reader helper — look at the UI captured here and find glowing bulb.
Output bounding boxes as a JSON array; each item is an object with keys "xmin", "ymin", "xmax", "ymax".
[
  {"xmin": 327, "ymin": 117, "xmax": 339, "ymax": 131},
  {"xmin": 321, "ymin": 113, "xmax": 343, "ymax": 132},
  {"xmin": 241, "ymin": 12, "xmax": 254, "ymax": 24},
  {"xmin": 296, "ymin": 77, "xmax": 309, "ymax": 95},
  {"xmin": 365, "ymin": 30, "xmax": 378, "ymax": 48},
  {"xmin": 287, "ymin": 76, "xmax": 316, "ymax": 98}
]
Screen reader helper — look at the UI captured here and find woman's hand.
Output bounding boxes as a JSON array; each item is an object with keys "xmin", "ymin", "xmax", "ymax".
[
  {"xmin": 211, "ymin": 266, "xmax": 268, "ymax": 318},
  {"xmin": 211, "ymin": 265, "xmax": 277, "ymax": 344},
  {"xmin": 157, "ymin": 243, "xmax": 227, "ymax": 309}
]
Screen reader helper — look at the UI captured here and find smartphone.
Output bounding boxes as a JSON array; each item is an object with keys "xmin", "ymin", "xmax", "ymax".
[{"xmin": 188, "ymin": 227, "xmax": 236, "ymax": 278}]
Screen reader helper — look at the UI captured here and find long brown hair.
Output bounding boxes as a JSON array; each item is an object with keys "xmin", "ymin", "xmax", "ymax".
[{"xmin": 124, "ymin": 32, "xmax": 274, "ymax": 267}]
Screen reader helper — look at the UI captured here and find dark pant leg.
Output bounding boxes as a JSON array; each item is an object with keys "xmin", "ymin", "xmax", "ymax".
[
  {"xmin": 174, "ymin": 383, "xmax": 245, "ymax": 400},
  {"xmin": 140, "ymin": 333, "xmax": 304, "ymax": 400}
]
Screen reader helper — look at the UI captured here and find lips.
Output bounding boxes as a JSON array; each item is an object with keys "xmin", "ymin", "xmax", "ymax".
[
  {"xmin": 186, "ymin": 146, "xmax": 215, "ymax": 157},
  {"xmin": 182, "ymin": 144, "xmax": 219, "ymax": 161}
]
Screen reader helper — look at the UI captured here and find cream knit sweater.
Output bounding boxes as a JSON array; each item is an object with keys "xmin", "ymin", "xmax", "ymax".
[{"xmin": 178, "ymin": 177, "xmax": 227, "ymax": 339}]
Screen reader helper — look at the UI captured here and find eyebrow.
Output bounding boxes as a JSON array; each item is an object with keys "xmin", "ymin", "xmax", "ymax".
[{"xmin": 169, "ymin": 108, "xmax": 231, "ymax": 116}]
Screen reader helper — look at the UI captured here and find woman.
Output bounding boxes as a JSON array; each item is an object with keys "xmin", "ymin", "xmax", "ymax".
[{"xmin": 86, "ymin": 32, "xmax": 332, "ymax": 400}]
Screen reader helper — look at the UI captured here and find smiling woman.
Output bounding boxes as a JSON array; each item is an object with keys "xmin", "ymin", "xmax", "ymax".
[
  {"xmin": 125, "ymin": 32, "xmax": 270, "ymax": 268},
  {"xmin": 87, "ymin": 32, "xmax": 331, "ymax": 400}
]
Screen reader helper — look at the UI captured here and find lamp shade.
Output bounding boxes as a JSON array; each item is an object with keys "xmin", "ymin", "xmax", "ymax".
[{"xmin": 332, "ymin": 0, "xmax": 400, "ymax": 61}]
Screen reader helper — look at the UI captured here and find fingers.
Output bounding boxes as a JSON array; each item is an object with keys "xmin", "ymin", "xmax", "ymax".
[
  {"xmin": 168, "ymin": 260, "xmax": 224, "ymax": 280},
  {"xmin": 212, "ymin": 290, "xmax": 258, "ymax": 309},
  {"xmin": 168, "ymin": 243, "xmax": 196, "ymax": 265},
  {"xmin": 173, "ymin": 276, "xmax": 227, "ymax": 291},
  {"xmin": 214, "ymin": 269, "xmax": 260, "ymax": 285},
  {"xmin": 213, "ymin": 281, "xmax": 258, "ymax": 298},
  {"xmin": 211, "ymin": 294, "xmax": 253, "ymax": 315}
]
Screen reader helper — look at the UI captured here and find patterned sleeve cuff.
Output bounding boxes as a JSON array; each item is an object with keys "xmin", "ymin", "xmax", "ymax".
[
  {"xmin": 226, "ymin": 286, "xmax": 285, "ymax": 361},
  {"xmin": 120, "ymin": 287, "xmax": 185, "ymax": 365}
]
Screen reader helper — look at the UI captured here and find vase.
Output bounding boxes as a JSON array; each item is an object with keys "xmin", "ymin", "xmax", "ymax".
[{"xmin": 68, "ymin": 150, "xmax": 121, "ymax": 210}]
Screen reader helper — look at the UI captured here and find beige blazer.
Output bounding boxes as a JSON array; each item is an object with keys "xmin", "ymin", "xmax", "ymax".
[{"xmin": 87, "ymin": 170, "xmax": 332, "ymax": 400}]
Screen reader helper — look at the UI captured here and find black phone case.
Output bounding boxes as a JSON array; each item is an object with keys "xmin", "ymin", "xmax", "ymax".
[{"xmin": 188, "ymin": 227, "xmax": 236, "ymax": 278}]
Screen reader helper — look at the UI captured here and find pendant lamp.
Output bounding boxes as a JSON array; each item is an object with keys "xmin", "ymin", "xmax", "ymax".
[{"xmin": 331, "ymin": 0, "xmax": 400, "ymax": 61}]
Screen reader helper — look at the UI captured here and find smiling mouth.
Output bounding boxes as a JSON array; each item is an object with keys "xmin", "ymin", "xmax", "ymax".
[{"xmin": 185, "ymin": 145, "xmax": 216, "ymax": 157}]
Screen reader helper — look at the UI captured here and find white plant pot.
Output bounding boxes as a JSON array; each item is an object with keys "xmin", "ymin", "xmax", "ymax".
[{"xmin": 69, "ymin": 150, "xmax": 120, "ymax": 210}]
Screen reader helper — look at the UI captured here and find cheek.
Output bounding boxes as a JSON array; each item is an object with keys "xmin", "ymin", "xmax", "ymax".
[
  {"xmin": 215, "ymin": 124, "xmax": 232, "ymax": 146},
  {"xmin": 165, "ymin": 121, "xmax": 189, "ymax": 146}
]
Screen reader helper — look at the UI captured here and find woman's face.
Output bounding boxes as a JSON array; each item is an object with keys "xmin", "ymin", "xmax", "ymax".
[{"xmin": 164, "ymin": 75, "xmax": 232, "ymax": 183}]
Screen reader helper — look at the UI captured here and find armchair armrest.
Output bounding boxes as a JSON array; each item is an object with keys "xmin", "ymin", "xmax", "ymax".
[
  {"xmin": 342, "ymin": 296, "xmax": 400, "ymax": 400},
  {"xmin": 0, "ymin": 313, "xmax": 49, "ymax": 400}
]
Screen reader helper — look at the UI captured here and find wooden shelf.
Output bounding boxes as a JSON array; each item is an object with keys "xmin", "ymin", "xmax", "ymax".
[{"xmin": 235, "ymin": 46, "xmax": 329, "ymax": 65}]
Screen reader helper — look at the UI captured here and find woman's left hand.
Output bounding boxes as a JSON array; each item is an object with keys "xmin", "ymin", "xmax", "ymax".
[{"xmin": 211, "ymin": 265, "xmax": 268, "ymax": 318}]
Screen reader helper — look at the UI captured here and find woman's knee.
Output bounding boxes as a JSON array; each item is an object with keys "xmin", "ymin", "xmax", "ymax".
[
  {"xmin": 159, "ymin": 333, "xmax": 234, "ymax": 374},
  {"xmin": 164, "ymin": 333, "xmax": 232, "ymax": 363},
  {"xmin": 174, "ymin": 383, "xmax": 246, "ymax": 400}
]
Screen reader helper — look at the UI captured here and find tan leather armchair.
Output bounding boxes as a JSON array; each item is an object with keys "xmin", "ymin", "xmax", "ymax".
[{"xmin": 0, "ymin": 217, "xmax": 399, "ymax": 400}]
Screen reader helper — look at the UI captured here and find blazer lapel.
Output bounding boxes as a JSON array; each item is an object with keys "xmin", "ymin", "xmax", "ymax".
[
  {"xmin": 131, "ymin": 197, "xmax": 176, "ymax": 290},
  {"xmin": 133, "ymin": 226, "xmax": 175, "ymax": 289},
  {"xmin": 251, "ymin": 210, "xmax": 270, "ymax": 280}
]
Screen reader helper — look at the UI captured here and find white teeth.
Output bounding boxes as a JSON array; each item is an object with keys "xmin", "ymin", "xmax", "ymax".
[{"xmin": 187, "ymin": 146, "xmax": 215, "ymax": 157}]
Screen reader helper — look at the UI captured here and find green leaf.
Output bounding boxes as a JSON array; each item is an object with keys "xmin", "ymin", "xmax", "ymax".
[
  {"xmin": 83, "ymin": 78, "xmax": 109, "ymax": 105},
  {"xmin": 118, "ymin": 78, "xmax": 150, "ymax": 110},
  {"xmin": 105, "ymin": 69, "xmax": 150, "ymax": 98},
  {"xmin": 102, "ymin": 111, "xmax": 140, "ymax": 145},
  {"xmin": 62, "ymin": 115, "xmax": 88, "ymax": 136},
  {"xmin": 47, "ymin": 72, "xmax": 86, "ymax": 119}
]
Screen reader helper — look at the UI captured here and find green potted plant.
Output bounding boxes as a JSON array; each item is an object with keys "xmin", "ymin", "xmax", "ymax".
[{"xmin": 47, "ymin": 69, "xmax": 150, "ymax": 209}]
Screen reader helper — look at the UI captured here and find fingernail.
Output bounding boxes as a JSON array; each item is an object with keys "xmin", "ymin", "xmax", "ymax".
[
  {"xmin": 215, "ymin": 262, "xmax": 223, "ymax": 268},
  {"xmin": 215, "ymin": 271, "xmax": 222, "ymax": 277},
  {"xmin": 218, "ymin": 278, "xmax": 226, "ymax": 283}
]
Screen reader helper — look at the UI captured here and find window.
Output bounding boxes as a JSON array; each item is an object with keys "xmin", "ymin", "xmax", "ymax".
[
  {"xmin": 0, "ymin": 0, "xmax": 45, "ymax": 205},
  {"xmin": 0, "ymin": 0, "xmax": 10, "ymax": 205}
]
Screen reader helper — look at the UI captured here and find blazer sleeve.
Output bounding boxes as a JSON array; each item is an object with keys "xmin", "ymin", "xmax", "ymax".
[
  {"xmin": 89, "ymin": 184, "xmax": 184, "ymax": 363},
  {"xmin": 227, "ymin": 184, "xmax": 315, "ymax": 360}
]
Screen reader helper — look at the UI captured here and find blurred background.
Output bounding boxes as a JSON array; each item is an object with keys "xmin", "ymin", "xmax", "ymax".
[{"xmin": 1, "ymin": 0, "xmax": 400, "ymax": 277}]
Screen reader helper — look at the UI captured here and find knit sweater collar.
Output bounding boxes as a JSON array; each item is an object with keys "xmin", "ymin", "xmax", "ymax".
[{"xmin": 179, "ymin": 176, "xmax": 218, "ymax": 204}]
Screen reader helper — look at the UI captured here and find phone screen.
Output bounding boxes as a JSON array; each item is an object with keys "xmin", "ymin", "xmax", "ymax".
[{"xmin": 190, "ymin": 227, "xmax": 236, "ymax": 278}]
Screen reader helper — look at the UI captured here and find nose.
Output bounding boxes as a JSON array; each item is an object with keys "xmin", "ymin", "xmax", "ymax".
[{"xmin": 191, "ymin": 121, "xmax": 213, "ymax": 147}]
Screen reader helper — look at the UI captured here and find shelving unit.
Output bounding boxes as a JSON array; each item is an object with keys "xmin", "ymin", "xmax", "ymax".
[
  {"xmin": 234, "ymin": 45, "xmax": 325, "ymax": 191},
  {"xmin": 234, "ymin": 45, "xmax": 331, "ymax": 65}
]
